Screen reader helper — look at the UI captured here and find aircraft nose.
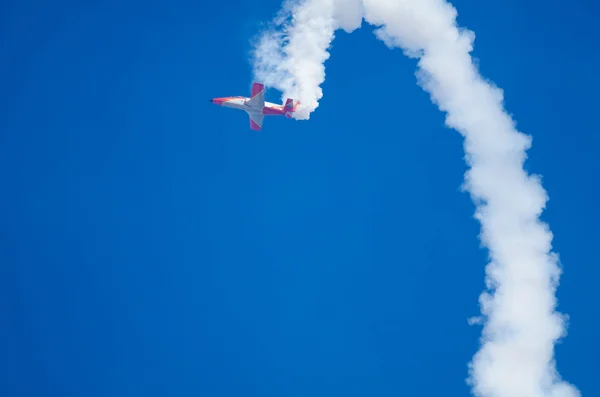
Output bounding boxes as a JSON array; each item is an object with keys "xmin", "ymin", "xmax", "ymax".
[{"xmin": 210, "ymin": 98, "xmax": 226, "ymax": 105}]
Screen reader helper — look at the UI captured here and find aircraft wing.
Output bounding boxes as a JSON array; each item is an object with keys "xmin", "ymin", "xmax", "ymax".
[
  {"xmin": 249, "ymin": 112, "xmax": 264, "ymax": 131},
  {"xmin": 246, "ymin": 82, "xmax": 265, "ymax": 109}
]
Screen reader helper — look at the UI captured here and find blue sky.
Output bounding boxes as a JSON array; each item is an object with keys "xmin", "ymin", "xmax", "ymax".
[{"xmin": 1, "ymin": 0, "xmax": 598, "ymax": 396}]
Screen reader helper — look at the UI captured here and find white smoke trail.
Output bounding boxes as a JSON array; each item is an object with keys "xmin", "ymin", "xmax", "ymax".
[
  {"xmin": 252, "ymin": 0, "xmax": 362, "ymax": 119},
  {"xmin": 252, "ymin": 1, "xmax": 580, "ymax": 396}
]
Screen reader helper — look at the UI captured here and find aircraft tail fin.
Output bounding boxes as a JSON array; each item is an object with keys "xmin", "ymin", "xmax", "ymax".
[{"xmin": 283, "ymin": 98, "xmax": 299, "ymax": 118}]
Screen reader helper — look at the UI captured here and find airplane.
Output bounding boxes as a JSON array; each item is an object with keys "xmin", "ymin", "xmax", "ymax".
[{"xmin": 209, "ymin": 82, "xmax": 300, "ymax": 131}]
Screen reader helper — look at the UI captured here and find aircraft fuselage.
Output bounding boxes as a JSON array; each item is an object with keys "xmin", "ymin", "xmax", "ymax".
[
  {"xmin": 210, "ymin": 82, "xmax": 299, "ymax": 130},
  {"xmin": 211, "ymin": 97, "xmax": 290, "ymax": 116}
]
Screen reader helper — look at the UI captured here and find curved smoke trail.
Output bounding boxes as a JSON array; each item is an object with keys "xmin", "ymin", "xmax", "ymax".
[{"xmin": 252, "ymin": 0, "xmax": 580, "ymax": 396}]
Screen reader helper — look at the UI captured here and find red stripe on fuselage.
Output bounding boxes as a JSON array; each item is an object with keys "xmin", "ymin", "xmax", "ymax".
[{"xmin": 262, "ymin": 105, "xmax": 285, "ymax": 116}]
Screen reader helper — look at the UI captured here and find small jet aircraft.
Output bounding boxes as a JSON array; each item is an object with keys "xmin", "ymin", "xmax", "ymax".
[{"xmin": 209, "ymin": 82, "xmax": 300, "ymax": 131}]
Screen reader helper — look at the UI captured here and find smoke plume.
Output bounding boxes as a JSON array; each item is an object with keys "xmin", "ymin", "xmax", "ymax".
[
  {"xmin": 252, "ymin": 0, "xmax": 363, "ymax": 119},
  {"xmin": 252, "ymin": 0, "xmax": 580, "ymax": 396}
]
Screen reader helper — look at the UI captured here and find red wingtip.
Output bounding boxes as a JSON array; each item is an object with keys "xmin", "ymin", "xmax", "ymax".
[
  {"xmin": 250, "ymin": 118, "xmax": 262, "ymax": 131},
  {"xmin": 251, "ymin": 83, "xmax": 264, "ymax": 99}
]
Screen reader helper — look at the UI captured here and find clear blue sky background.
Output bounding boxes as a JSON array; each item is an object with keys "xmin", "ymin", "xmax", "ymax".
[{"xmin": 1, "ymin": 0, "xmax": 598, "ymax": 396}]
